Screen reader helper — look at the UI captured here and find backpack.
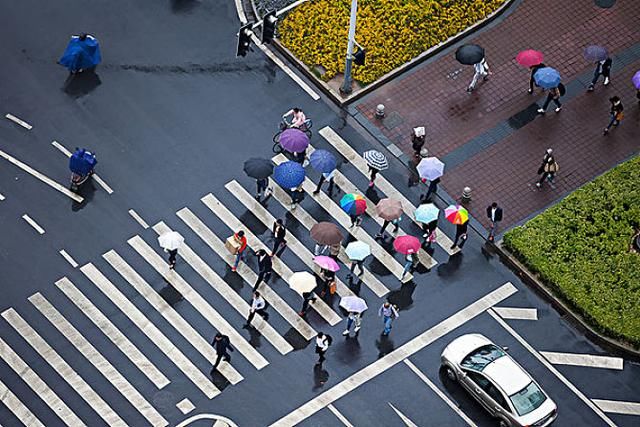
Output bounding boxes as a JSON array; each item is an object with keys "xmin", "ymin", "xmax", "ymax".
[
  {"xmin": 558, "ymin": 83, "xmax": 566, "ymax": 96},
  {"xmin": 325, "ymin": 334, "xmax": 333, "ymax": 346}
]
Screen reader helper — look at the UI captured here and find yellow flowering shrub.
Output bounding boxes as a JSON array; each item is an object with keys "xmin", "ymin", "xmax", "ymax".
[{"xmin": 279, "ymin": 0, "xmax": 506, "ymax": 84}]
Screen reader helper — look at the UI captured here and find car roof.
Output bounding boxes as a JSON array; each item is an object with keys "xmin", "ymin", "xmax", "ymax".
[
  {"xmin": 482, "ymin": 356, "xmax": 531, "ymax": 395},
  {"xmin": 443, "ymin": 334, "xmax": 492, "ymax": 363}
]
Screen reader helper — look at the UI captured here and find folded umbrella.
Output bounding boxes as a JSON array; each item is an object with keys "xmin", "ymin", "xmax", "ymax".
[
  {"xmin": 339, "ymin": 296, "xmax": 368, "ymax": 313},
  {"xmin": 363, "ymin": 150, "xmax": 388, "ymax": 170},
  {"xmin": 289, "ymin": 272, "xmax": 317, "ymax": 294},
  {"xmin": 313, "ymin": 255, "xmax": 340, "ymax": 272},
  {"xmin": 273, "ymin": 161, "xmax": 305, "ymax": 188},
  {"xmin": 158, "ymin": 231, "xmax": 184, "ymax": 251},
  {"xmin": 376, "ymin": 198, "xmax": 403, "ymax": 221},
  {"xmin": 416, "ymin": 157, "xmax": 445, "ymax": 180},
  {"xmin": 310, "ymin": 221, "xmax": 343, "ymax": 245},
  {"xmin": 584, "ymin": 45, "xmax": 608, "ymax": 62},
  {"xmin": 455, "ymin": 44, "xmax": 484, "ymax": 65},
  {"xmin": 444, "ymin": 205, "xmax": 469, "ymax": 225},
  {"xmin": 278, "ymin": 128, "xmax": 310, "ymax": 153},
  {"xmin": 393, "ymin": 235, "xmax": 421, "ymax": 254},
  {"xmin": 516, "ymin": 49, "xmax": 544, "ymax": 68},
  {"xmin": 414, "ymin": 203, "xmax": 439, "ymax": 224},
  {"xmin": 632, "ymin": 70, "xmax": 640, "ymax": 89},
  {"xmin": 309, "ymin": 149, "xmax": 337, "ymax": 173},
  {"xmin": 345, "ymin": 241, "xmax": 371, "ymax": 261},
  {"xmin": 340, "ymin": 193, "xmax": 367, "ymax": 216},
  {"xmin": 534, "ymin": 67, "xmax": 561, "ymax": 89},
  {"xmin": 243, "ymin": 158, "xmax": 273, "ymax": 179}
]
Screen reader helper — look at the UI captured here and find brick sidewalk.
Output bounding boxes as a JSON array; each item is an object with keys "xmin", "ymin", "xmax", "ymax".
[{"xmin": 354, "ymin": 0, "xmax": 640, "ymax": 232}]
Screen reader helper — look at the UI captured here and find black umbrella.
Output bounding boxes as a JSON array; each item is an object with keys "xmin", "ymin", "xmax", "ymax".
[
  {"xmin": 243, "ymin": 158, "xmax": 273, "ymax": 179},
  {"xmin": 455, "ymin": 44, "xmax": 485, "ymax": 65}
]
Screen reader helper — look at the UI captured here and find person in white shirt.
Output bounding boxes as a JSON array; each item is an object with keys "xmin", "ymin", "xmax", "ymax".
[
  {"xmin": 315, "ymin": 332, "xmax": 331, "ymax": 364},
  {"xmin": 283, "ymin": 107, "xmax": 306, "ymax": 128},
  {"xmin": 245, "ymin": 291, "xmax": 268, "ymax": 326},
  {"xmin": 467, "ymin": 58, "xmax": 490, "ymax": 92}
]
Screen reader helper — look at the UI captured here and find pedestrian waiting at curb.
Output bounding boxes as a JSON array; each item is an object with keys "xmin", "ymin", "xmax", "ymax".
[
  {"xmin": 536, "ymin": 156, "xmax": 559, "ymax": 188},
  {"xmin": 588, "ymin": 57, "xmax": 612, "ymax": 92},
  {"xmin": 411, "ymin": 126, "xmax": 426, "ymax": 158},
  {"xmin": 537, "ymin": 84, "xmax": 564, "ymax": 114},
  {"xmin": 253, "ymin": 249, "xmax": 272, "ymax": 290},
  {"xmin": 603, "ymin": 96, "xmax": 624, "ymax": 135},
  {"xmin": 211, "ymin": 333, "xmax": 234, "ymax": 371},
  {"xmin": 486, "ymin": 202, "xmax": 503, "ymax": 242},
  {"xmin": 451, "ymin": 222, "xmax": 469, "ymax": 250},
  {"xmin": 299, "ymin": 291, "xmax": 317, "ymax": 316},
  {"xmin": 245, "ymin": 291, "xmax": 269, "ymax": 327},
  {"xmin": 315, "ymin": 332, "xmax": 331, "ymax": 364},
  {"xmin": 271, "ymin": 218, "xmax": 287, "ymax": 257},
  {"xmin": 400, "ymin": 252, "xmax": 418, "ymax": 281},
  {"xmin": 378, "ymin": 302, "xmax": 399, "ymax": 336},
  {"xmin": 467, "ymin": 58, "xmax": 490, "ymax": 93},
  {"xmin": 313, "ymin": 168, "xmax": 335, "ymax": 197},
  {"xmin": 343, "ymin": 311, "xmax": 362, "ymax": 336},
  {"xmin": 528, "ymin": 62, "xmax": 546, "ymax": 94}
]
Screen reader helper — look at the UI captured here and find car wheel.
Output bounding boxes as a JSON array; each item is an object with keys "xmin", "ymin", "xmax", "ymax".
[{"xmin": 444, "ymin": 366, "xmax": 457, "ymax": 382}]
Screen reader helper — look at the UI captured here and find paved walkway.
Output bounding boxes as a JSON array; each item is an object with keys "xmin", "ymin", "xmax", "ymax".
[{"xmin": 354, "ymin": 0, "xmax": 640, "ymax": 232}]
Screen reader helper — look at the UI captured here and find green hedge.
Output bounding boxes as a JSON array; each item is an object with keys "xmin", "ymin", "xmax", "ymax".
[{"xmin": 503, "ymin": 156, "xmax": 640, "ymax": 348}]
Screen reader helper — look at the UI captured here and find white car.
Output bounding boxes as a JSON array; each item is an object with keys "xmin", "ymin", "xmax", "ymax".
[{"xmin": 441, "ymin": 334, "xmax": 557, "ymax": 427}]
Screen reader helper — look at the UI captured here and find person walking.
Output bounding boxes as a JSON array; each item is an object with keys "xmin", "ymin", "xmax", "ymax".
[
  {"xmin": 313, "ymin": 169, "xmax": 335, "ymax": 197},
  {"xmin": 603, "ymin": 96, "xmax": 624, "ymax": 135},
  {"xmin": 167, "ymin": 249, "xmax": 178, "ymax": 270},
  {"xmin": 342, "ymin": 311, "xmax": 362, "ymax": 336},
  {"xmin": 349, "ymin": 212, "xmax": 363, "ymax": 228},
  {"xmin": 378, "ymin": 302, "xmax": 399, "ymax": 336},
  {"xmin": 314, "ymin": 243, "xmax": 328, "ymax": 256},
  {"xmin": 375, "ymin": 217, "xmax": 400, "ymax": 240},
  {"xmin": 347, "ymin": 259, "xmax": 364, "ymax": 278},
  {"xmin": 245, "ymin": 291, "xmax": 269, "ymax": 326},
  {"xmin": 537, "ymin": 85, "xmax": 563, "ymax": 114},
  {"xmin": 315, "ymin": 332, "xmax": 331, "ymax": 364},
  {"xmin": 420, "ymin": 177, "xmax": 440, "ymax": 203},
  {"xmin": 368, "ymin": 165, "xmax": 380, "ymax": 188},
  {"xmin": 255, "ymin": 177, "xmax": 269, "ymax": 201},
  {"xmin": 486, "ymin": 202, "xmax": 503, "ymax": 242},
  {"xmin": 400, "ymin": 252, "xmax": 418, "ymax": 281},
  {"xmin": 411, "ymin": 126, "xmax": 426, "ymax": 158},
  {"xmin": 528, "ymin": 62, "xmax": 546, "ymax": 94},
  {"xmin": 329, "ymin": 242, "xmax": 341, "ymax": 261},
  {"xmin": 254, "ymin": 249, "xmax": 273, "ymax": 289},
  {"xmin": 318, "ymin": 268, "xmax": 335, "ymax": 297},
  {"xmin": 299, "ymin": 291, "xmax": 317, "ymax": 316},
  {"xmin": 450, "ymin": 221, "xmax": 469, "ymax": 250},
  {"xmin": 290, "ymin": 186, "xmax": 304, "ymax": 210},
  {"xmin": 211, "ymin": 333, "xmax": 234, "ymax": 371},
  {"xmin": 588, "ymin": 57, "xmax": 612, "ymax": 91},
  {"xmin": 467, "ymin": 58, "xmax": 490, "ymax": 93},
  {"xmin": 421, "ymin": 219, "xmax": 438, "ymax": 250},
  {"xmin": 536, "ymin": 156, "xmax": 559, "ymax": 188},
  {"xmin": 231, "ymin": 230, "xmax": 248, "ymax": 272},
  {"xmin": 271, "ymin": 219, "xmax": 287, "ymax": 257}
]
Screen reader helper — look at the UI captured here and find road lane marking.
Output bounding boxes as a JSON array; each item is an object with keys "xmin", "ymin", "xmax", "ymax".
[
  {"xmin": 129, "ymin": 235, "xmax": 269, "ymax": 370},
  {"xmin": 153, "ymin": 221, "xmax": 293, "ymax": 355},
  {"xmin": 0, "ymin": 193, "xmax": 5, "ymax": 200},
  {"xmin": 487, "ymin": 308, "xmax": 617, "ymax": 427},
  {"xmin": 0, "ymin": 335, "xmax": 85, "ymax": 427},
  {"xmin": 493, "ymin": 307, "xmax": 538, "ymax": 320},
  {"xmin": 28, "ymin": 293, "xmax": 168, "ymax": 427},
  {"xmin": 319, "ymin": 126, "xmax": 457, "ymax": 255},
  {"xmin": 388, "ymin": 403, "xmax": 418, "ymax": 427},
  {"xmin": 176, "ymin": 398, "xmax": 196, "ymax": 415},
  {"xmin": 201, "ymin": 193, "xmax": 341, "ymax": 325},
  {"xmin": 0, "ymin": 378, "xmax": 45, "ymax": 427},
  {"xmin": 227, "ymin": 180, "xmax": 355, "ymax": 298},
  {"xmin": 269, "ymin": 282, "xmax": 517, "ymax": 426},
  {"xmin": 128, "ymin": 209, "xmax": 149, "ymax": 229},
  {"xmin": 176, "ymin": 414, "xmax": 238, "ymax": 427},
  {"xmin": 5, "ymin": 113, "xmax": 32, "ymax": 130},
  {"xmin": 2, "ymin": 308, "xmax": 127, "ymax": 427},
  {"xmin": 403, "ymin": 359, "xmax": 478, "ymax": 426},
  {"xmin": 539, "ymin": 351, "xmax": 623, "ymax": 370},
  {"xmin": 593, "ymin": 399, "xmax": 640, "ymax": 416},
  {"xmin": 22, "ymin": 214, "xmax": 45, "ymax": 234},
  {"xmin": 56, "ymin": 277, "xmax": 170, "ymax": 389},
  {"xmin": 51, "ymin": 141, "xmax": 113, "ymax": 194},
  {"xmin": 327, "ymin": 404, "xmax": 354, "ymax": 427},
  {"xmin": 81, "ymin": 262, "xmax": 222, "ymax": 398},
  {"xmin": 0, "ymin": 148, "xmax": 83, "ymax": 202},
  {"xmin": 59, "ymin": 249, "xmax": 78, "ymax": 268}
]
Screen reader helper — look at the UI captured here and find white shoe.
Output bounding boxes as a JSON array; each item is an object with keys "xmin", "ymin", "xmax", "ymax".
[
  {"xmin": 555, "ymin": 106, "xmax": 562, "ymax": 113},
  {"xmin": 604, "ymin": 77, "xmax": 610, "ymax": 85},
  {"xmin": 354, "ymin": 326, "xmax": 361, "ymax": 333},
  {"xmin": 536, "ymin": 182, "xmax": 541, "ymax": 188},
  {"xmin": 537, "ymin": 108, "xmax": 545, "ymax": 114},
  {"xmin": 342, "ymin": 330, "xmax": 349, "ymax": 336}
]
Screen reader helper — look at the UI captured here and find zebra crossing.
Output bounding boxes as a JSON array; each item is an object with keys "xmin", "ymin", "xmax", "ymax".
[{"xmin": 0, "ymin": 126, "xmax": 459, "ymax": 426}]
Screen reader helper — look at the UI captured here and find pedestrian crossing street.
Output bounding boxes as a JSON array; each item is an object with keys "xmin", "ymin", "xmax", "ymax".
[{"xmin": 0, "ymin": 126, "xmax": 460, "ymax": 426}]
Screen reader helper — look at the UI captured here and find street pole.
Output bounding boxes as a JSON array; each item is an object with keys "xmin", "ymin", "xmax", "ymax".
[{"xmin": 340, "ymin": 0, "xmax": 357, "ymax": 94}]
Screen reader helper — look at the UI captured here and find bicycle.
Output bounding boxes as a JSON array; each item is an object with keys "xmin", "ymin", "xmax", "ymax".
[{"xmin": 272, "ymin": 117, "xmax": 313, "ymax": 153}]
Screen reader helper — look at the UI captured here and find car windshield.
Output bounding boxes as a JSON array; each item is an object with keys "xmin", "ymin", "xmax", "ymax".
[
  {"xmin": 460, "ymin": 344, "xmax": 506, "ymax": 371},
  {"xmin": 509, "ymin": 381, "xmax": 547, "ymax": 416}
]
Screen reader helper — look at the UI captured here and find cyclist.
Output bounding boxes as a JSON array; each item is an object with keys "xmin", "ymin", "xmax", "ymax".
[{"xmin": 282, "ymin": 107, "xmax": 307, "ymax": 128}]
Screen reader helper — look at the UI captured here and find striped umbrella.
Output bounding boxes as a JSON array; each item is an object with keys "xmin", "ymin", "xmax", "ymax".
[
  {"xmin": 444, "ymin": 205, "xmax": 469, "ymax": 225},
  {"xmin": 340, "ymin": 193, "xmax": 367, "ymax": 216},
  {"xmin": 363, "ymin": 150, "xmax": 389, "ymax": 170}
]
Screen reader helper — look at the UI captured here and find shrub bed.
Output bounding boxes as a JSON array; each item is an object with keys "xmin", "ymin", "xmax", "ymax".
[
  {"xmin": 504, "ymin": 156, "xmax": 640, "ymax": 348},
  {"xmin": 278, "ymin": 0, "xmax": 506, "ymax": 84}
]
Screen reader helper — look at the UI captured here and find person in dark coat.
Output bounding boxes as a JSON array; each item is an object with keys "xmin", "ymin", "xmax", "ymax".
[
  {"xmin": 411, "ymin": 126, "xmax": 426, "ymax": 157},
  {"xmin": 271, "ymin": 219, "xmax": 287, "ymax": 257},
  {"xmin": 299, "ymin": 291, "xmax": 317, "ymax": 316},
  {"xmin": 450, "ymin": 221, "xmax": 469, "ymax": 250},
  {"xmin": 368, "ymin": 166, "xmax": 380, "ymax": 188},
  {"xmin": 256, "ymin": 177, "xmax": 269, "ymax": 201},
  {"xmin": 420, "ymin": 177, "xmax": 440, "ymax": 203},
  {"xmin": 254, "ymin": 249, "xmax": 273, "ymax": 290},
  {"xmin": 313, "ymin": 169, "xmax": 335, "ymax": 197},
  {"xmin": 167, "ymin": 249, "xmax": 178, "ymax": 270},
  {"xmin": 537, "ymin": 86, "xmax": 562, "ymax": 114},
  {"xmin": 290, "ymin": 186, "xmax": 304, "ymax": 210},
  {"xmin": 536, "ymin": 156, "xmax": 559, "ymax": 188},
  {"xmin": 318, "ymin": 268, "xmax": 335, "ymax": 297},
  {"xmin": 528, "ymin": 63, "xmax": 546, "ymax": 94},
  {"xmin": 211, "ymin": 333, "xmax": 234, "ymax": 370},
  {"xmin": 486, "ymin": 202, "xmax": 503, "ymax": 242},
  {"xmin": 421, "ymin": 219, "xmax": 438, "ymax": 249},
  {"xmin": 603, "ymin": 96, "xmax": 624, "ymax": 135},
  {"xmin": 588, "ymin": 57, "xmax": 612, "ymax": 91}
]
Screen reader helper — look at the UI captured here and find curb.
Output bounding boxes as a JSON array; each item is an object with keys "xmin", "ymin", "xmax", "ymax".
[{"xmin": 493, "ymin": 240, "xmax": 640, "ymax": 361}]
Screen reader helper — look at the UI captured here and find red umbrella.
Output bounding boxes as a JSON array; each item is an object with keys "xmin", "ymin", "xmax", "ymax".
[
  {"xmin": 516, "ymin": 50, "xmax": 544, "ymax": 68},
  {"xmin": 393, "ymin": 235, "xmax": 421, "ymax": 254}
]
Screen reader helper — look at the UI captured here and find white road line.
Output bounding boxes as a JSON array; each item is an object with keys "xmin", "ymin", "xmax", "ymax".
[
  {"xmin": 5, "ymin": 113, "xmax": 32, "ymax": 130},
  {"xmin": 176, "ymin": 398, "xmax": 196, "ymax": 415},
  {"xmin": 28, "ymin": 293, "xmax": 168, "ymax": 427},
  {"xmin": 0, "ymin": 193, "xmax": 5, "ymax": 200},
  {"xmin": 59, "ymin": 249, "xmax": 79, "ymax": 268},
  {"xmin": 177, "ymin": 207, "xmax": 317, "ymax": 340},
  {"xmin": 493, "ymin": 307, "xmax": 538, "ymax": 321},
  {"xmin": 487, "ymin": 308, "xmax": 617, "ymax": 427},
  {"xmin": 319, "ymin": 126, "xmax": 457, "ymax": 255},
  {"xmin": 212, "ymin": 421, "xmax": 229, "ymax": 427},
  {"xmin": 327, "ymin": 404, "xmax": 354, "ymax": 427},
  {"xmin": 55, "ymin": 277, "xmax": 170, "ymax": 389},
  {"xmin": 152, "ymin": 221, "xmax": 293, "ymax": 355},
  {"xmin": 129, "ymin": 235, "xmax": 269, "ymax": 370},
  {"xmin": 403, "ymin": 359, "xmax": 478, "ymax": 427},
  {"xmin": 2, "ymin": 308, "xmax": 126, "ymax": 427},
  {"xmin": 176, "ymin": 415, "xmax": 238, "ymax": 427},
  {"xmin": 0, "ymin": 335, "xmax": 85, "ymax": 427},
  {"xmin": 81, "ymin": 262, "xmax": 222, "ymax": 398},
  {"xmin": 268, "ymin": 182, "xmax": 389, "ymax": 297},
  {"xmin": 227, "ymin": 180, "xmax": 355, "ymax": 298},
  {"xmin": 21, "ymin": 214, "xmax": 45, "ymax": 234},
  {"xmin": 593, "ymin": 399, "xmax": 640, "ymax": 416},
  {"xmin": 269, "ymin": 282, "xmax": 517, "ymax": 426},
  {"xmin": 128, "ymin": 209, "xmax": 149, "ymax": 229},
  {"xmin": 51, "ymin": 141, "xmax": 114, "ymax": 194},
  {"xmin": 201, "ymin": 193, "xmax": 341, "ymax": 325},
  {"xmin": 0, "ymin": 148, "xmax": 83, "ymax": 203},
  {"xmin": 0, "ymin": 378, "xmax": 45, "ymax": 427},
  {"xmin": 272, "ymin": 155, "xmax": 410, "ymax": 280},
  {"xmin": 539, "ymin": 351, "xmax": 623, "ymax": 370},
  {"xmin": 388, "ymin": 403, "xmax": 418, "ymax": 427}
]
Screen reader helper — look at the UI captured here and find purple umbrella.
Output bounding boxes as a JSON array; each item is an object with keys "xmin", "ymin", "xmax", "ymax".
[
  {"xmin": 279, "ymin": 128, "xmax": 310, "ymax": 153},
  {"xmin": 632, "ymin": 70, "xmax": 640, "ymax": 89},
  {"xmin": 584, "ymin": 45, "xmax": 608, "ymax": 62}
]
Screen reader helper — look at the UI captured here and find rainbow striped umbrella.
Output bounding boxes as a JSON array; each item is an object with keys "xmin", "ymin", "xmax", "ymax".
[
  {"xmin": 444, "ymin": 205, "xmax": 469, "ymax": 225},
  {"xmin": 340, "ymin": 193, "xmax": 367, "ymax": 216}
]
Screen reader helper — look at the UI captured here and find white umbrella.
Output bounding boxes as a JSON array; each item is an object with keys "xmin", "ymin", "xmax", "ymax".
[
  {"xmin": 157, "ymin": 231, "xmax": 184, "ymax": 251},
  {"xmin": 416, "ymin": 157, "xmax": 445, "ymax": 180},
  {"xmin": 289, "ymin": 272, "xmax": 317, "ymax": 294},
  {"xmin": 339, "ymin": 296, "xmax": 368, "ymax": 313},
  {"xmin": 345, "ymin": 241, "xmax": 371, "ymax": 261}
]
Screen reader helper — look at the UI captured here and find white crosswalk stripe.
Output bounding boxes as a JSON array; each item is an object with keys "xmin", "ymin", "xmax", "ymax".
[
  {"xmin": 128, "ymin": 235, "xmax": 269, "ymax": 370},
  {"xmin": 27, "ymin": 293, "xmax": 168, "ymax": 427},
  {"xmin": 55, "ymin": 277, "xmax": 170, "ymax": 390},
  {"xmin": 200, "ymin": 193, "xmax": 341, "ymax": 325},
  {"xmin": 80, "ymin": 262, "xmax": 222, "ymax": 398},
  {"xmin": 152, "ymin": 221, "xmax": 294, "ymax": 355},
  {"xmin": 1, "ymin": 307, "xmax": 127, "ymax": 427},
  {"xmin": 176, "ymin": 207, "xmax": 318, "ymax": 340},
  {"xmin": 319, "ymin": 126, "xmax": 457, "ymax": 255},
  {"xmin": 0, "ymin": 378, "xmax": 45, "ymax": 427},
  {"xmin": 0, "ymin": 335, "xmax": 85, "ymax": 427}
]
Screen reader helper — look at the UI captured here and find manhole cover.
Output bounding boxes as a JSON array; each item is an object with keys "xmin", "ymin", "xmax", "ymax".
[
  {"xmin": 382, "ymin": 111, "xmax": 404, "ymax": 130},
  {"xmin": 595, "ymin": 0, "xmax": 616, "ymax": 8}
]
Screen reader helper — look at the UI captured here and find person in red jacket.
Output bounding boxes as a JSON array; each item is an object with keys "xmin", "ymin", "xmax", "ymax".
[{"xmin": 232, "ymin": 230, "xmax": 248, "ymax": 272}]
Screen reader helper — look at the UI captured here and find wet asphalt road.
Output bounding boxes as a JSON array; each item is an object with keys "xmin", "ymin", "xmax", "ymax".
[{"xmin": 1, "ymin": 1, "xmax": 639, "ymax": 426}]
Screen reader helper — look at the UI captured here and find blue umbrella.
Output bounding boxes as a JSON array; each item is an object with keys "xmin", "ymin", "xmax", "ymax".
[
  {"xmin": 414, "ymin": 203, "xmax": 439, "ymax": 224},
  {"xmin": 534, "ymin": 67, "xmax": 561, "ymax": 89},
  {"xmin": 309, "ymin": 149, "xmax": 336, "ymax": 173},
  {"xmin": 279, "ymin": 129, "xmax": 309, "ymax": 153},
  {"xmin": 59, "ymin": 34, "xmax": 102, "ymax": 73},
  {"xmin": 273, "ymin": 161, "xmax": 305, "ymax": 188}
]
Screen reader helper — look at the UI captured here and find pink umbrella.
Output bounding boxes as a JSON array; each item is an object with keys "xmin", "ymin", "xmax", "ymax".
[
  {"xmin": 313, "ymin": 255, "xmax": 340, "ymax": 272},
  {"xmin": 393, "ymin": 235, "xmax": 421, "ymax": 254},
  {"xmin": 516, "ymin": 50, "xmax": 544, "ymax": 68}
]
